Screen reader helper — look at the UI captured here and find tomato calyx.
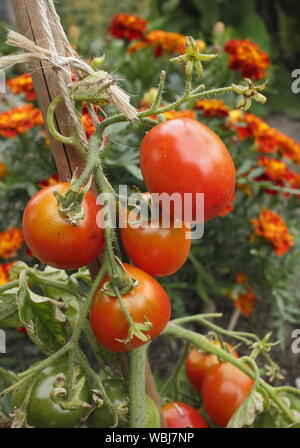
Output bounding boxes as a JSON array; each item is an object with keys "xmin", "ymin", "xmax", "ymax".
[
  {"xmin": 50, "ymin": 367, "xmax": 91, "ymax": 412},
  {"xmin": 101, "ymin": 277, "xmax": 138, "ymax": 297},
  {"xmin": 116, "ymin": 316, "xmax": 153, "ymax": 345},
  {"xmin": 231, "ymin": 78, "xmax": 267, "ymax": 111},
  {"xmin": 53, "ymin": 175, "xmax": 93, "ymax": 226},
  {"xmin": 170, "ymin": 36, "xmax": 217, "ymax": 79}
]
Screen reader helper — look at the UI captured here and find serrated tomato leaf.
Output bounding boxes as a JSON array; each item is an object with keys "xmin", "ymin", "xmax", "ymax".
[
  {"xmin": 17, "ymin": 272, "xmax": 68, "ymax": 354},
  {"xmin": 0, "ymin": 289, "xmax": 22, "ymax": 327}
]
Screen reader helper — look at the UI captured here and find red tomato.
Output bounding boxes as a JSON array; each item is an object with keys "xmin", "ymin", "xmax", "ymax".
[
  {"xmin": 120, "ymin": 209, "xmax": 191, "ymax": 277},
  {"xmin": 22, "ymin": 183, "xmax": 104, "ymax": 270},
  {"xmin": 89, "ymin": 263, "xmax": 171, "ymax": 352},
  {"xmin": 163, "ymin": 402, "xmax": 208, "ymax": 428},
  {"xmin": 140, "ymin": 118, "xmax": 235, "ymax": 222},
  {"xmin": 185, "ymin": 341, "xmax": 239, "ymax": 393},
  {"xmin": 202, "ymin": 362, "xmax": 254, "ymax": 427}
]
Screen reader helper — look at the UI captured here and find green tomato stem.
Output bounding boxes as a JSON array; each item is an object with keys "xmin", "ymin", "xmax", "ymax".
[{"xmin": 129, "ymin": 344, "xmax": 148, "ymax": 428}]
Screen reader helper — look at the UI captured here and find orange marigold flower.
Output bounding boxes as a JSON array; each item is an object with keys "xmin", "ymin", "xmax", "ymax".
[
  {"xmin": 224, "ymin": 39, "xmax": 270, "ymax": 80},
  {"xmin": 257, "ymin": 156, "xmax": 294, "ymax": 184},
  {"xmin": 251, "ymin": 208, "xmax": 293, "ymax": 256},
  {"xmin": 37, "ymin": 174, "xmax": 60, "ymax": 189},
  {"xmin": 276, "ymin": 132, "xmax": 300, "ymax": 166},
  {"xmin": 0, "ymin": 227, "xmax": 24, "ymax": 259},
  {"xmin": 81, "ymin": 108, "xmax": 104, "ymax": 139},
  {"xmin": 146, "ymin": 30, "xmax": 187, "ymax": 56},
  {"xmin": 0, "ymin": 262, "xmax": 15, "ymax": 286},
  {"xmin": 7, "ymin": 73, "xmax": 36, "ymax": 100},
  {"xmin": 0, "ymin": 161, "xmax": 6, "ymax": 180},
  {"xmin": 227, "ymin": 112, "xmax": 300, "ymax": 164},
  {"xmin": 234, "ymin": 290, "xmax": 256, "ymax": 317},
  {"xmin": 235, "ymin": 273, "xmax": 247, "ymax": 284},
  {"xmin": 0, "ymin": 104, "xmax": 44, "ymax": 138},
  {"xmin": 195, "ymin": 99, "xmax": 229, "ymax": 118},
  {"xmin": 108, "ymin": 13, "xmax": 147, "ymax": 41}
]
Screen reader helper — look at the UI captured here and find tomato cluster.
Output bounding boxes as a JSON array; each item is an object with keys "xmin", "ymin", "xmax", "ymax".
[
  {"xmin": 22, "ymin": 118, "xmax": 235, "ymax": 355},
  {"xmin": 185, "ymin": 342, "xmax": 254, "ymax": 427}
]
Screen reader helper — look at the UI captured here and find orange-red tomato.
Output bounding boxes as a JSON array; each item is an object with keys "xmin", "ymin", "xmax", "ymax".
[
  {"xmin": 120, "ymin": 210, "xmax": 191, "ymax": 277},
  {"xmin": 89, "ymin": 263, "xmax": 171, "ymax": 352},
  {"xmin": 22, "ymin": 183, "xmax": 104, "ymax": 269},
  {"xmin": 202, "ymin": 362, "xmax": 254, "ymax": 427},
  {"xmin": 163, "ymin": 402, "xmax": 208, "ymax": 428},
  {"xmin": 185, "ymin": 341, "xmax": 239, "ymax": 393},
  {"xmin": 140, "ymin": 118, "xmax": 235, "ymax": 222}
]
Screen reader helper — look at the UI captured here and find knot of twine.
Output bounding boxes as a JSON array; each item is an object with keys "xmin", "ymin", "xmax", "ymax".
[{"xmin": 0, "ymin": 0, "xmax": 138, "ymax": 149}]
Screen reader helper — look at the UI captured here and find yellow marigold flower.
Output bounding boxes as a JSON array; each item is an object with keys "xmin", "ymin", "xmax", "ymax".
[
  {"xmin": 195, "ymin": 99, "xmax": 229, "ymax": 118},
  {"xmin": 224, "ymin": 39, "xmax": 270, "ymax": 80},
  {"xmin": 0, "ymin": 262, "xmax": 15, "ymax": 286},
  {"xmin": 0, "ymin": 227, "xmax": 24, "ymax": 259},
  {"xmin": 250, "ymin": 208, "xmax": 293, "ymax": 256},
  {"xmin": 0, "ymin": 104, "xmax": 44, "ymax": 138},
  {"xmin": 108, "ymin": 13, "xmax": 147, "ymax": 41},
  {"xmin": 0, "ymin": 161, "xmax": 6, "ymax": 180},
  {"xmin": 7, "ymin": 73, "xmax": 36, "ymax": 101}
]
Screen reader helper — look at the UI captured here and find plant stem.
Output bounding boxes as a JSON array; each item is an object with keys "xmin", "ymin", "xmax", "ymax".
[
  {"xmin": 129, "ymin": 344, "xmax": 148, "ymax": 428},
  {"xmin": 171, "ymin": 314, "xmax": 259, "ymax": 344}
]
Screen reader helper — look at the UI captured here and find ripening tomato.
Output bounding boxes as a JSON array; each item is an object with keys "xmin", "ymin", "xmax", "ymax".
[
  {"xmin": 140, "ymin": 118, "xmax": 235, "ymax": 222},
  {"xmin": 185, "ymin": 341, "xmax": 239, "ymax": 393},
  {"xmin": 22, "ymin": 183, "xmax": 104, "ymax": 270},
  {"xmin": 202, "ymin": 362, "xmax": 254, "ymax": 427},
  {"xmin": 89, "ymin": 263, "xmax": 171, "ymax": 352},
  {"xmin": 163, "ymin": 402, "xmax": 208, "ymax": 428},
  {"xmin": 120, "ymin": 209, "xmax": 191, "ymax": 277}
]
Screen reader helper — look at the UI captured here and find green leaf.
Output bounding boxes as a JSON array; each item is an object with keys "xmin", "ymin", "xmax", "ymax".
[
  {"xmin": 0, "ymin": 289, "xmax": 22, "ymax": 327},
  {"xmin": 17, "ymin": 272, "xmax": 68, "ymax": 354},
  {"xmin": 227, "ymin": 387, "xmax": 264, "ymax": 428}
]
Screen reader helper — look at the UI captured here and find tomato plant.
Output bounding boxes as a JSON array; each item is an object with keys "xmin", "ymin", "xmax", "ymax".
[
  {"xmin": 163, "ymin": 401, "xmax": 208, "ymax": 428},
  {"xmin": 89, "ymin": 263, "xmax": 171, "ymax": 352},
  {"xmin": 185, "ymin": 341, "xmax": 239, "ymax": 393},
  {"xmin": 140, "ymin": 118, "xmax": 235, "ymax": 222},
  {"xmin": 22, "ymin": 183, "xmax": 104, "ymax": 269},
  {"xmin": 1, "ymin": 3, "xmax": 299, "ymax": 431},
  {"xmin": 120, "ymin": 209, "xmax": 191, "ymax": 277},
  {"xmin": 202, "ymin": 362, "xmax": 254, "ymax": 427},
  {"xmin": 12, "ymin": 360, "xmax": 90, "ymax": 428}
]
